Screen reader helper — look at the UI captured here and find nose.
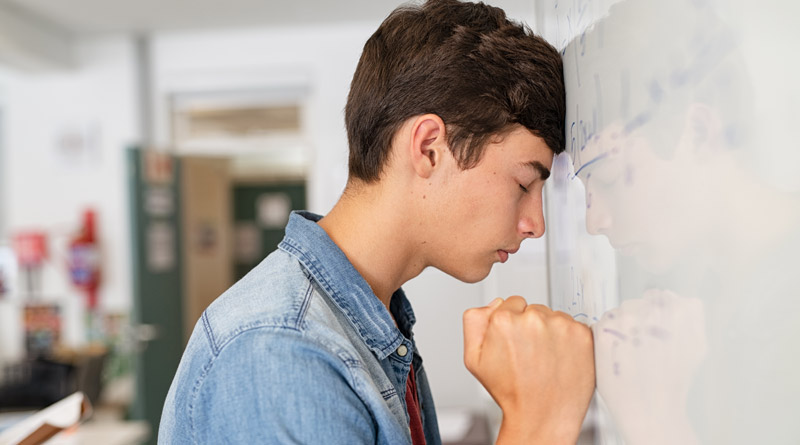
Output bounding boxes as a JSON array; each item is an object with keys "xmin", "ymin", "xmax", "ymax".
[
  {"xmin": 585, "ymin": 190, "xmax": 612, "ymax": 235},
  {"xmin": 518, "ymin": 192, "xmax": 545, "ymax": 239}
]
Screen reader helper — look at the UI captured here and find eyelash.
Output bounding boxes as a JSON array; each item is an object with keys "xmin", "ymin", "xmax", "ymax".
[{"xmin": 519, "ymin": 184, "xmax": 529, "ymax": 193}]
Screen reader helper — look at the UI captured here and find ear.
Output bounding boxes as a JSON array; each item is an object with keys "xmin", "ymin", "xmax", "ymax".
[{"xmin": 408, "ymin": 114, "xmax": 447, "ymax": 179}]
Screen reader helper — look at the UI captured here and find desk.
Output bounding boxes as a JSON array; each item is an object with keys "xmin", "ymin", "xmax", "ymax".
[{"xmin": 46, "ymin": 420, "xmax": 149, "ymax": 445}]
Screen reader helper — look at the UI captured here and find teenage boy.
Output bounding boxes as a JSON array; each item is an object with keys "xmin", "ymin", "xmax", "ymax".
[{"xmin": 159, "ymin": 1, "xmax": 595, "ymax": 444}]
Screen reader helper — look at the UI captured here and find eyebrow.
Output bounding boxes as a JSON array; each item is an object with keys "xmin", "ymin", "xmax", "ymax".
[{"xmin": 522, "ymin": 161, "xmax": 551, "ymax": 180}]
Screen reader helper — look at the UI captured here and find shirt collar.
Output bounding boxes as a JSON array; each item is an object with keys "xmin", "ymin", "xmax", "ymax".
[{"xmin": 278, "ymin": 211, "xmax": 415, "ymax": 359}]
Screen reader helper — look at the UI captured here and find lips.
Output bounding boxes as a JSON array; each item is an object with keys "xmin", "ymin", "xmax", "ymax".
[
  {"xmin": 497, "ymin": 246, "xmax": 519, "ymax": 263},
  {"xmin": 497, "ymin": 250, "xmax": 509, "ymax": 263}
]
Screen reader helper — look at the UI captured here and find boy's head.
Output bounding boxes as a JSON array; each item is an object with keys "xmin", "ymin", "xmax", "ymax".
[
  {"xmin": 337, "ymin": 0, "xmax": 565, "ymax": 282},
  {"xmin": 345, "ymin": 0, "xmax": 565, "ymax": 184}
]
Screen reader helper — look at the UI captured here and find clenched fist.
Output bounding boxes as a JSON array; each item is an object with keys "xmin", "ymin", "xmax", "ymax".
[{"xmin": 463, "ymin": 296, "xmax": 595, "ymax": 444}]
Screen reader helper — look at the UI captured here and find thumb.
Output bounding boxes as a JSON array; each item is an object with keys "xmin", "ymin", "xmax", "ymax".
[{"xmin": 463, "ymin": 298, "xmax": 504, "ymax": 371}]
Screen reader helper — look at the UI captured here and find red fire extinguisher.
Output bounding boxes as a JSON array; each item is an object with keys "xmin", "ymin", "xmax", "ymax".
[
  {"xmin": 67, "ymin": 210, "xmax": 102, "ymax": 309},
  {"xmin": 13, "ymin": 231, "xmax": 48, "ymax": 297}
]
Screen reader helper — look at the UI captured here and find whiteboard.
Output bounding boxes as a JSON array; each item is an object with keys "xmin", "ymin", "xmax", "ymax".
[{"xmin": 533, "ymin": 0, "xmax": 800, "ymax": 443}]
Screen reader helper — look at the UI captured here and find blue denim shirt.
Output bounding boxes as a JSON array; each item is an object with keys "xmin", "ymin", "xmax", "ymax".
[{"xmin": 159, "ymin": 211, "xmax": 441, "ymax": 444}]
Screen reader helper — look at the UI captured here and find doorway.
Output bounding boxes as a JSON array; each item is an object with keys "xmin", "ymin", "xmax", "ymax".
[{"xmin": 232, "ymin": 181, "xmax": 306, "ymax": 280}]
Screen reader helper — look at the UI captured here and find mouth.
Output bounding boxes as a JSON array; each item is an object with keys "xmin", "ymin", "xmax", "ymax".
[
  {"xmin": 497, "ymin": 250, "xmax": 509, "ymax": 263},
  {"xmin": 497, "ymin": 247, "xmax": 519, "ymax": 264}
]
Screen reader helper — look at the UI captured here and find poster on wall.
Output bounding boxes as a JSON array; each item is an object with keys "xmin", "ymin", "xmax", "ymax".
[
  {"xmin": 53, "ymin": 122, "xmax": 103, "ymax": 169},
  {"xmin": 257, "ymin": 193, "xmax": 291, "ymax": 229},
  {"xmin": 146, "ymin": 222, "xmax": 176, "ymax": 272},
  {"xmin": 234, "ymin": 222, "xmax": 262, "ymax": 265},
  {"xmin": 24, "ymin": 304, "xmax": 62, "ymax": 357}
]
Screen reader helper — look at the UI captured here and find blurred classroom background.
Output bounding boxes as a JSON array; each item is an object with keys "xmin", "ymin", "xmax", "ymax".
[{"xmin": 0, "ymin": 1, "xmax": 544, "ymax": 443}]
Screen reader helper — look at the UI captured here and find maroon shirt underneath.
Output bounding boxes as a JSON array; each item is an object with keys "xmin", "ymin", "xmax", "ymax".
[{"xmin": 405, "ymin": 365, "xmax": 427, "ymax": 445}]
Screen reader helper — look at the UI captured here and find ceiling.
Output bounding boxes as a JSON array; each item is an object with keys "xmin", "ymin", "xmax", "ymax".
[{"xmin": 1, "ymin": 0, "xmax": 534, "ymax": 36}]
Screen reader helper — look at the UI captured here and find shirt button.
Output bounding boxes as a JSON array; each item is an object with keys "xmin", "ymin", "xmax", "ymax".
[{"xmin": 396, "ymin": 344, "xmax": 408, "ymax": 357}]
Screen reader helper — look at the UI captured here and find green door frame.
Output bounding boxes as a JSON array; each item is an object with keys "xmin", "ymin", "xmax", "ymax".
[{"xmin": 127, "ymin": 147, "xmax": 184, "ymax": 444}]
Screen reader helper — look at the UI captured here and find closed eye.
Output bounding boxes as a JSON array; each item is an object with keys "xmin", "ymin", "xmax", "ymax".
[{"xmin": 519, "ymin": 184, "xmax": 529, "ymax": 193}]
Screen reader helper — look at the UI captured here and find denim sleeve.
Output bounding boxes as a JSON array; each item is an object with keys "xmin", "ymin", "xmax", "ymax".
[{"xmin": 188, "ymin": 328, "xmax": 376, "ymax": 444}]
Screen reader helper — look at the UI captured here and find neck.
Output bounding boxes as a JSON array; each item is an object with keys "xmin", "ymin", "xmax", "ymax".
[{"xmin": 318, "ymin": 181, "xmax": 428, "ymax": 311}]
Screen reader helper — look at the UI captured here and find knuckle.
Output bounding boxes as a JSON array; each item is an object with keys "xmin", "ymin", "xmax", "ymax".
[
  {"xmin": 522, "ymin": 307, "xmax": 546, "ymax": 325},
  {"xmin": 463, "ymin": 355, "xmax": 476, "ymax": 372},
  {"xmin": 463, "ymin": 307, "xmax": 475, "ymax": 320},
  {"xmin": 463, "ymin": 307, "xmax": 483, "ymax": 323},
  {"xmin": 506, "ymin": 295, "xmax": 527, "ymax": 305},
  {"xmin": 574, "ymin": 324, "xmax": 595, "ymax": 348},
  {"xmin": 553, "ymin": 309, "xmax": 572, "ymax": 319},
  {"xmin": 489, "ymin": 308, "xmax": 515, "ymax": 327},
  {"xmin": 551, "ymin": 310, "xmax": 573, "ymax": 324},
  {"xmin": 545, "ymin": 310, "xmax": 571, "ymax": 328},
  {"xmin": 527, "ymin": 303, "xmax": 550, "ymax": 312}
]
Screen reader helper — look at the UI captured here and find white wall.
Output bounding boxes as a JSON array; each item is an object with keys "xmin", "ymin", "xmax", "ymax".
[
  {"xmin": 0, "ymin": 77, "xmax": 8, "ymax": 237},
  {"xmin": 0, "ymin": 37, "xmax": 140, "ymax": 361}
]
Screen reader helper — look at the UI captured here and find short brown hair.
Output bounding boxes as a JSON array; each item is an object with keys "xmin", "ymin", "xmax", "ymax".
[{"xmin": 345, "ymin": 0, "xmax": 565, "ymax": 182}]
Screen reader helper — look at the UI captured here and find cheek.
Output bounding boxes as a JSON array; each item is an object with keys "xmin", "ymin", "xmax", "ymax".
[
  {"xmin": 450, "ymin": 169, "xmax": 520, "ymax": 235},
  {"xmin": 456, "ymin": 172, "xmax": 502, "ymax": 213},
  {"xmin": 473, "ymin": 178, "xmax": 516, "ymax": 215}
]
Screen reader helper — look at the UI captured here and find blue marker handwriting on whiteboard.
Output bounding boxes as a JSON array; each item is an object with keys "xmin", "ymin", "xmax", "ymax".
[
  {"xmin": 649, "ymin": 79, "xmax": 664, "ymax": 103},
  {"xmin": 603, "ymin": 328, "xmax": 628, "ymax": 340},
  {"xmin": 624, "ymin": 111, "xmax": 651, "ymax": 134},
  {"xmin": 573, "ymin": 153, "xmax": 609, "ymax": 178}
]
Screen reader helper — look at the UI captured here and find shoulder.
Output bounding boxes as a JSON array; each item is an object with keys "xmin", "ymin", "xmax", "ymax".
[
  {"xmin": 202, "ymin": 248, "xmax": 318, "ymax": 349},
  {"xmin": 161, "ymin": 248, "xmax": 395, "ymax": 444},
  {"xmin": 199, "ymin": 247, "xmax": 367, "ymax": 370},
  {"xmin": 188, "ymin": 327, "xmax": 376, "ymax": 443}
]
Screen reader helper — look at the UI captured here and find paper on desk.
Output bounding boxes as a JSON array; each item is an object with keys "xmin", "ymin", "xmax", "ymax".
[{"xmin": 0, "ymin": 392, "xmax": 92, "ymax": 445}]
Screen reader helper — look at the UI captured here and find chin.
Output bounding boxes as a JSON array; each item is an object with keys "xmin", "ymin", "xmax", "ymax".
[
  {"xmin": 446, "ymin": 264, "xmax": 493, "ymax": 284},
  {"xmin": 431, "ymin": 254, "xmax": 495, "ymax": 284}
]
